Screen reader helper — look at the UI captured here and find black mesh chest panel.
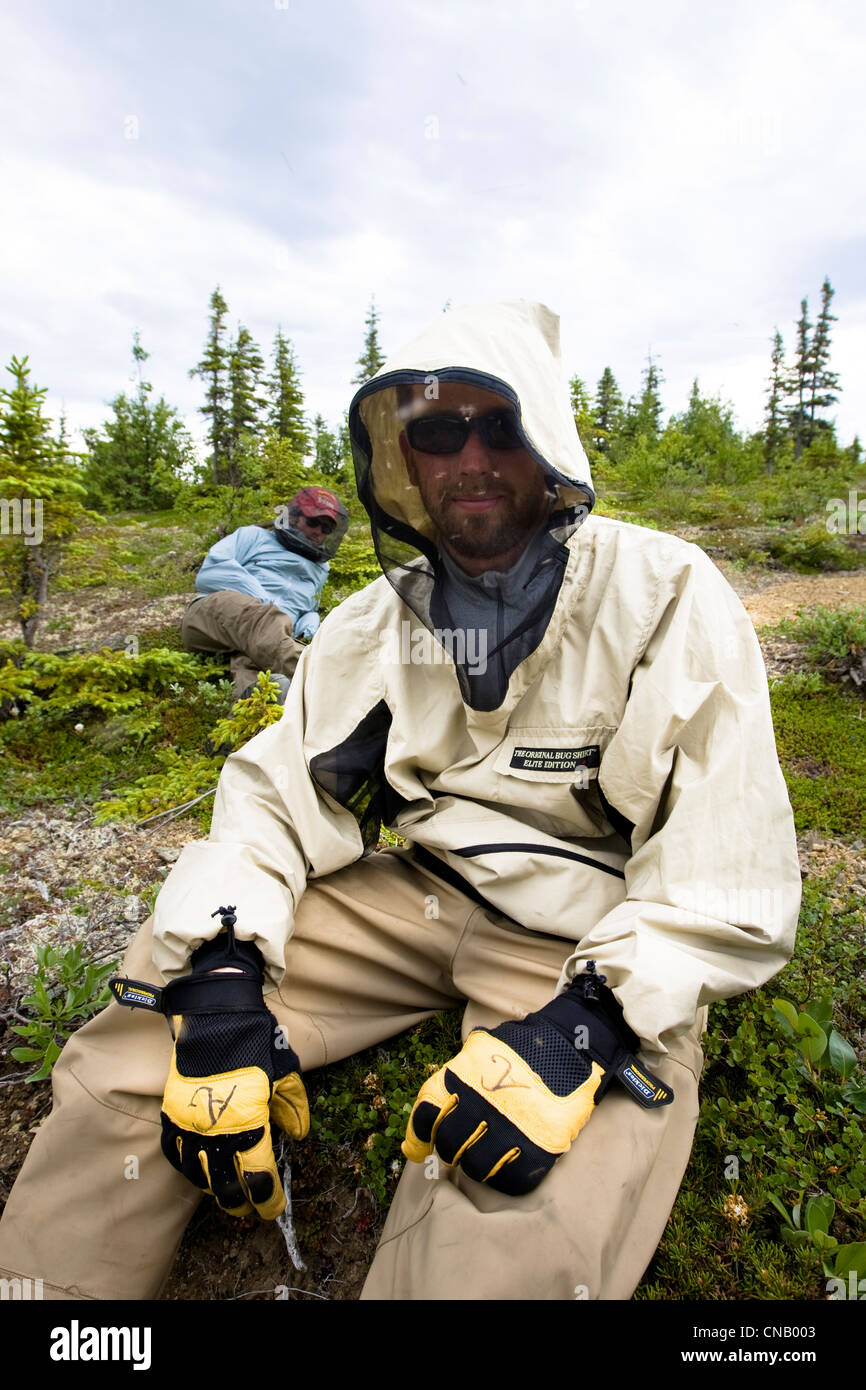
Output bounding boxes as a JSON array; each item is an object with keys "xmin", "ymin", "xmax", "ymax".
[{"xmin": 308, "ymin": 700, "xmax": 409, "ymax": 853}]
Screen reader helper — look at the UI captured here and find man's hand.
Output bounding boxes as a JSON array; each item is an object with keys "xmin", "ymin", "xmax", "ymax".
[
  {"xmin": 112, "ymin": 907, "xmax": 309, "ymax": 1220},
  {"xmin": 402, "ymin": 962, "xmax": 672, "ymax": 1195}
]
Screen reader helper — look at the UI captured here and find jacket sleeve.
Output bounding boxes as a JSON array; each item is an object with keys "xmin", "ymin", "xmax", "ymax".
[
  {"xmin": 294, "ymin": 563, "xmax": 329, "ymax": 639},
  {"xmin": 558, "ymin": 545, "xmax": 801, "ymax": 1054},
  {"xmin": 195, "ymin": 527, "xmax": 271, "ymax": 605},
  {"xmin": 152, "ymin": 588, "xmax": 386, "ymax": 988},
  {"xmin": 294, "ymin": 611, "xmax": 320, "ymax": 640}
]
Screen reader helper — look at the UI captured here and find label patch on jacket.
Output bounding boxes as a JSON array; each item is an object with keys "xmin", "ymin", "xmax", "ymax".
[{"xmin": 510, "ymin": 745, "xmax": 601, "ymax": 773}]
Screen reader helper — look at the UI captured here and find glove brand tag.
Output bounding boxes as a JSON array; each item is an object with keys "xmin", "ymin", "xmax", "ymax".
[
  {"xmin": 617, "ymin": 1058, "xmax": 673, "ymax": 1108},
  {"xmin": 110, "ymin": 977, "xmax": 164, "ymax": 1011}
]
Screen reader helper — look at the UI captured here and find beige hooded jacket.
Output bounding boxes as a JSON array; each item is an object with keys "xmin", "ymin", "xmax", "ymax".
[{"xmin": 153, "ymin": 301, "xmax": 801, "ymax": 1054}]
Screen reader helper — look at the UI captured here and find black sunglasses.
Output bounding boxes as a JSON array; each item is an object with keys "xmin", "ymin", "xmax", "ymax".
[
  {"xmin": 302, "ymin": 514, "xmax": 337, "ymax": 535},
  {"xmin": 405, "ymin": 407, "xmax": 524, "ymax": 456}
]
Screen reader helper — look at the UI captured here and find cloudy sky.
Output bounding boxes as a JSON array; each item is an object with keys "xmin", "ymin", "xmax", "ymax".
[{"xmin": 1, "ymin": 0, "xmax": 864, "ymax": 457}]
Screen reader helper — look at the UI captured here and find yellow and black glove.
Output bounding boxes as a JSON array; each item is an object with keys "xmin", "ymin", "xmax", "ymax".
[
  {"xmin": 402, "ymin": 961, "xmax": 673, "ymax": 1195},
  {"xmin": 110, "ymin": 907, "xmax": 308, "ymax": 1220}
]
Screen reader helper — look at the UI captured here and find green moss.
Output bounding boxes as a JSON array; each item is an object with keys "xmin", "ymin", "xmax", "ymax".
[
  {"xmin": 770, "ymin": 680, "xmax": 866, "ymax": 836},
  {"xmin": 137, "ymin": 624, "xmax": 189, "ymax": 654},
  {"xmin": 0, "ymin": 708, "xmax": 159, "ymax": 812}
]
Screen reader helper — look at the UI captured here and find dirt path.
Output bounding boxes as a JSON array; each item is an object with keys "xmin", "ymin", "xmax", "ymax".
[
  {"xmin": 736, "ymin": 571, "xmax": 866, "ymax": 629},
  {"xmin": 0, "ymin": 589, "xmax": 191, "ymax": 652}
]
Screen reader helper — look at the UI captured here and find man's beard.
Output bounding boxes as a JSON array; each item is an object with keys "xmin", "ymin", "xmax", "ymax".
[{"xmin": 432, "ymin": 488, "xmax": 549, "ymax": 560}]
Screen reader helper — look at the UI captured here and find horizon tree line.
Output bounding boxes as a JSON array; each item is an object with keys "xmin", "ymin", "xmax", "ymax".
[{"xmin": 2, "ymin": 278, "xmax": 855, "ymax": 525}]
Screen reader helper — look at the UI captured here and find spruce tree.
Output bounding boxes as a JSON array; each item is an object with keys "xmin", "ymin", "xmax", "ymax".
[
  {"xmin": 593, "ymin": 367, "xmax": 623, "ymax": 454},
  {"xmin": 569, "ymin": 376, "xmax": 594, "ymax": 453},
  {"xmin": 763, "ymin": 330, "xmax": 787, "ymax": 475},
  {"xmin": 636, "ymin": 352, "xmax": 664, "ymax": 438},
  {"xmin": 807, "ymin": 277, "xmax": 840, "ymax": 442},
  {"xmin": 0, "ymin": 356, "xmax": 90, "ymax": 645},
  {"xmin": 226, "ymin": 324, "xmax": 266, "ymax": 486},
  {"xmin": 267, "ymin": 328, "xmax": 309, "ymax": 456},
  {"xmin": 190, "ymin": 287, "xmax": 231, "ymax": 484},
  {"xmin": 352, "ymin": 298, "xmax": 386, "ymax": 385},
  {"xmin": 313, "ymin": 413, "xmax": 347, "ymax": 482},
  {"xmin": 673, "ymin": 380, "xmax": 740, "ymax": 484},
  {"xmin": 787, "ymin": 298, "xmax": 812, "ymax": 460},
  {"xmin": 83, "ymin": 333, "xmax": 193, "ymax": 510}
]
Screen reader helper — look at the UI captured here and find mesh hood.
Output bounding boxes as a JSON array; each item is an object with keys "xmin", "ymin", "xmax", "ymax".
[
  {"xmin": 274, "ymin": 492, "xmax": 349, "ymax": 562},
  {"xmin": 348, "ymin": 300, "xmax": 594, "ymax": 637}
]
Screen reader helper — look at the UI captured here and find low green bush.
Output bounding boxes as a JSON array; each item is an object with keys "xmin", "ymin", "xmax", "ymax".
[
  {"xmin": 776, "ymin": 605, "xmax": 866, "ymax": 663},
  {"xmin": 308, "ymin": 1010, "xmax": 463, "ymax": 1204},
  {"xmin": 94, "ymin": 671, "xmax": 287, "ymax": 823},
  {"xmin": 762, "ymin": 524, "xmax": 862, "ymax": 573}
]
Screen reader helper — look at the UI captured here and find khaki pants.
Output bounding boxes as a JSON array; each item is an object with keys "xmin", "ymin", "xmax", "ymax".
[
  {"xmin": 0, "ymin": 849, "xmax": 704, "ymax": 1301},
  {"xmin": 181, "ymin": 591, "xmax": 307, "ymax": 698}
]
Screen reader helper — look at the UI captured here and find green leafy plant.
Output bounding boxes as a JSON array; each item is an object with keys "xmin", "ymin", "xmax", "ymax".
[
  {"xmin": 767, "ymin": 669, "xmax": 827, "ymax": 696},
  {"xmin": 308, "ymin": 1011, "xmax": 463, "ymax": 1204},
  {"xmin": 771, "ymin": 995, "xmax": 866, "ymax": 1110},
  {"xmin": 93, "ymin": 749, "xmax": 220, "ymax": 823},
  {"xmin": 9, "ymin": 943, "xmax": 119, "ymax": 1080},
  {"xmin": 762, "ymin": 523, "xmax": 860, "ymax": 573},
  {"xmin": 205, "ymin": 670, "xmax": 286, "ymax": 752},
  {"xmin": 765, "ymin": 1191, "xmax": 866, "ymax": 1287},
  {"xmin": 0, "ymin": 657, "xmax": 35, "ymax": 706}
]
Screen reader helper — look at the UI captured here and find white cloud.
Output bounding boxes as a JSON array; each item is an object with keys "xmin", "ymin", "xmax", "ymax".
[{"xmin": 1, "ymin": 0, "xmax": 864, "ymax": 454}]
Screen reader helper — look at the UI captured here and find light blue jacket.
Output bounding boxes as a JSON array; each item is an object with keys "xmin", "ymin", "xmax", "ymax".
[{"xmin": 195, "ymin": 526, "xmax": 328, "ymax": 640}]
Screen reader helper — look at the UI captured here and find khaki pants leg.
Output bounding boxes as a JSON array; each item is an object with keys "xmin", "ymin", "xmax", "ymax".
[
  {"xmin": 0, "ymin": 851, "xmax": 470, "ymax": 1301},
  {"xmin": 360, "ymin": 908, "xmax": 705, "ymax": 1301},
  {"xmin": 181, "ymin": 592, "xmax": 306, "ymax": 697}
]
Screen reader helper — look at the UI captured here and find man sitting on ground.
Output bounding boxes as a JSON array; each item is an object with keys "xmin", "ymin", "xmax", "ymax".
[
  {"xmin": 180, "ymin": 486, "xmax": 348, "ymax": 702},
  {"xmin": 0, "ymin": 301, "xmax": 800, "ymax": 1302}
]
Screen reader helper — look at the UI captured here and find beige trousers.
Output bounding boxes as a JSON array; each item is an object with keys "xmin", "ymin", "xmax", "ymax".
[
  {"xmin": 181, "ymin": 591, "xmax": 307, "ymax": 697},
  {"xmin": 0, "ymin": 849, "xmax": 704, "ymax": 1301}
]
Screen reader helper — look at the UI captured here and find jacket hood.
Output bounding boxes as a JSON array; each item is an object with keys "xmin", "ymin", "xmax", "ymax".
[{"xmin": 348, "ymin": 300, "xmax": 594, "ymax": 626}]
